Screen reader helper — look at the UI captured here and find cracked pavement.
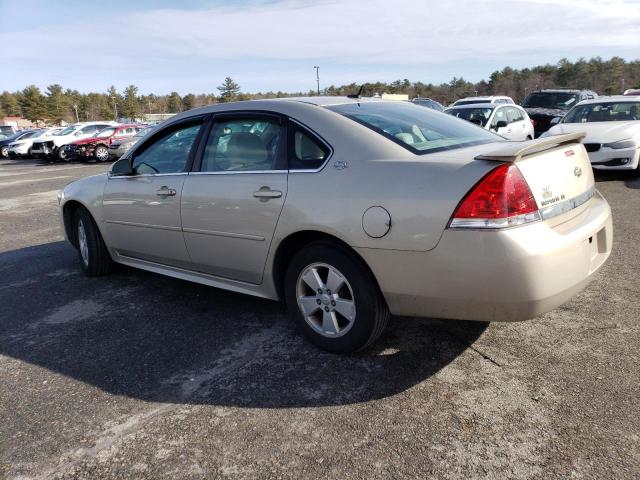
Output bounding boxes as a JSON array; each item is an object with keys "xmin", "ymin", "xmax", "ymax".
[{"xmin": 0, "ymin": 158, "xmax": 638, "ymax": 479}]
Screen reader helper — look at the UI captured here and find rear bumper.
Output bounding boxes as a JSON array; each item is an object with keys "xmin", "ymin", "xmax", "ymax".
[{"xmin": 357, "ymin": 192, "xmax": 612, "ymax": 321}]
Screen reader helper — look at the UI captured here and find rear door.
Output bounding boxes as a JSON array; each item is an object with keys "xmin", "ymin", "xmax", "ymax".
[{"xmin": 180, "ymin": 113, "xmax": 288, "ymax": 284}]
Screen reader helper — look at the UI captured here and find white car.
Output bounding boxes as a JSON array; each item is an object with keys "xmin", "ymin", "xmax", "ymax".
[
  {"xmin": 541, "ymin": 96, "xmax": 640, "ymax": 171},
  {"xmin": 31, "ymin": 121, "xmax": 117, "ymax": 161},
  {"xmin": 6, "ymin": 128, "xmax": 61, "ymax": 158},
  {"xmin": 445, "ymin": 103, "xmax": 534, "ymax": 141},
  {"xmin": 451, "ymin": 95, "xmax": 514, "ymax": 107}
]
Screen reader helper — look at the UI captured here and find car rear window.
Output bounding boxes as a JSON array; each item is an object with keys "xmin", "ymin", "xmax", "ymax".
[{"xmin": 326, "ymin": 101, "xmax": 499, "ymax": 154}]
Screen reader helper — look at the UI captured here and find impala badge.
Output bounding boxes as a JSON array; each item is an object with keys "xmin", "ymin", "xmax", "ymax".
[
  {"xmin": 333, "ymin": 160, "xmax": 348, "ymax": 170},
  {"xmin": 574, "ymin": 166, "xmax": 583, "ymax": 177}
]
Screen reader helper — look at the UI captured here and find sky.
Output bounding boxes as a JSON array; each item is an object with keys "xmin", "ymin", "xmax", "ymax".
[{"xmin": 0, "ymin": 0, "xmax": 639, "ymax": 95}]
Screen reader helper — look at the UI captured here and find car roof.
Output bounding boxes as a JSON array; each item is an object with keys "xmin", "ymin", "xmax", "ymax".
[
  {"xmin": 455, "ymin": 96, "xmax": 510, "ymax": 101},
  {"xmin": 534, "ymin": 89, "xmax": 590, "ymax": 94},
  {"xmin": 263, "ymin": 96, "xmax": 386, "ymax": 107},
  {"xmin": 447, "ymin": 103, "xmax": 506, "ymax": 110},
  {"xmin": 576, "ymin": 95, "xmax": 640, "ymax": 105}
]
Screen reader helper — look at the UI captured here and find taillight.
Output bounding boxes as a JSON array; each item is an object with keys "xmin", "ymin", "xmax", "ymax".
[
  {"xmin": 530, "ymin": 119, "xmax": 536, "ymax": 127},
  {"xmin": 449, "ymin": 163, "xmax": 541, "ymax": 229}
]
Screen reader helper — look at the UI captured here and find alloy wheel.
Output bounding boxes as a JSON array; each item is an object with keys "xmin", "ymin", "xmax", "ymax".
[
  {"xmin": 77, "ymin": 220, "xmax": 89, "ymax": 266},
  {"xmin": 296, "ymin": 262, "xmax": 356, "ymax": 338},
  {"xmin": 95, "ymin": 146, "xmax": 109, "ymax": 162}
]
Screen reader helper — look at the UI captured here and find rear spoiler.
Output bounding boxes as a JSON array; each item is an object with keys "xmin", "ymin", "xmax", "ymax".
[{"xmin": 475, "ymin": 132, "xmax": 586, "ymax": 162}]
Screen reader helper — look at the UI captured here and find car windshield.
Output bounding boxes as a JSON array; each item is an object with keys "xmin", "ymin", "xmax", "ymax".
[
  {"xmin": 523, "ymin": 92, "xmax": 580, "ymax": 110},
  {"xmin": 56, "ymin": 126, "xmax": 77, "ymax": 136},
  {"xmin": 445, "ymin": 107, "xmax": 494, "ymax": 127},
  {"xmin": 2, "ymin": 133, "xmax": 21, "ymax": 142},
  {"xmin": 16, "ymin": 131, "xmax": 40, "ymax": 140},
  {"xmin": 562, "ymin": 101, "xmax": 640, "ymax": 123},
  {"xmin": 326, "ymin": 101, "xmax": 499, "ymax": 154},
  {"xmin": 93, "ymin": 127, "xmax": 116, "ymax": 138},
  {"xmin": 455, "ymin": 99, "xmax": 491, "ymax": 106}
]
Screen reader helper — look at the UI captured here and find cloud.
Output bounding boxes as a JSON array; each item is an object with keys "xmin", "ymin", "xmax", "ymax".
[{"xmin": 1, "ymin": 0, "xmax": 638, "ymax": 92}]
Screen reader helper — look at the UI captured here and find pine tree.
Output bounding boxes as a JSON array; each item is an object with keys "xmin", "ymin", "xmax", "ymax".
[
  {"xmin": 0, "ymin": 91, "xmax": 20, "ymax": 116},
  {"xmin": 167, "ymin": 91, "xmax": 183, "ymax": 112},
  {"xmin": 122, "ymin": 85, "xmax": 140, "ymax": 120},
  {"xmin": 217, "ymin": 77, "xmax": 240, "ymax": 103},
  {"xmin": 19, "ymin": 85, "xmax": 47, "ymax": 125},
  {"xmin": 45, "ymin": 84, "xmax": 69, "ymax": 123}
]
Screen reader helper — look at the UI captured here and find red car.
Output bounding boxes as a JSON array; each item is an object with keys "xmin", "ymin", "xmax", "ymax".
[{"xmin": 64, "ymin": 124, "xmax": 144, "ymax": 162}]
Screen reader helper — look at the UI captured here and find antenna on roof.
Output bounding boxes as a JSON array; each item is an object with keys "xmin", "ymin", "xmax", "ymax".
[{"xmin": 347, "ymin": 84, "xmax": 365, "ymax": 99}]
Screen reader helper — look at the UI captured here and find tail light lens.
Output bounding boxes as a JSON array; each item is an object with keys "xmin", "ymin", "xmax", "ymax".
[
  {"xmin": 530, "ymin": 119, "xmax": 536, "ymax": 127},
  {"xmin": 449, "ymin": 163, "xmax": 541, "ymax": 229}
]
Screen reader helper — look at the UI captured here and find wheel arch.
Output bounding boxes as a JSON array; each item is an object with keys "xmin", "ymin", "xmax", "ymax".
[
  {"xmin": 271, "ymin": 230, "xmax": 384, "ymax": 301},
  {"xmin": 61, "ymin": 199, "xmax": 103, "ymax": 248}
]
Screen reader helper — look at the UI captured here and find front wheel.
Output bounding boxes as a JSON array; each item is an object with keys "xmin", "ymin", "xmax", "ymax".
[
  {"xmin": 284, "ymin": 242, "xmax": 390, "ymax": 353},
  {"xmin": 94, "ymin": 145, "xmax": 110, "ymax": 162},
  {"xmin": 57, "ymin": 146, "xmax": 68, "ymax": 162},
  {"xmin": 0, "ymin": 146, "xmax": 8, "ymax": 158},
  {"xmin": 73, "ymin": 208, "xmax": 113, "ymax": 276}
]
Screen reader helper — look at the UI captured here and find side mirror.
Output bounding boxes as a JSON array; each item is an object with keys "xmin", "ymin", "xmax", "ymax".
[
  {"xmin": 494, "ymin": 120, "xmax": 508, "ymax": 129},
  {"xmin": 110, "ymin": 157, "xmax": 133, "ymax": 177},
  {"xmin": 74, "ymin": 131, "xmax": 82, "ymax": 136},
  {"xmin": 550, "ymin": 117, "xmax": 561, "ymax": 126}
]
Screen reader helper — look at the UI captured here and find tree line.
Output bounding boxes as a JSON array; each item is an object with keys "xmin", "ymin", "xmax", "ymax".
[{"xmin": 2, "ymin": 57, "xmax": 638, "ymax": 125}]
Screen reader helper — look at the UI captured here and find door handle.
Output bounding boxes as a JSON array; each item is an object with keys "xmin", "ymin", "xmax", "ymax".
[
  {"xmin": 156, "ymin": 186, "xmax": 177, "ymax": 197},
  {"xmin": 253, "ymin": 187, "xmax": 282, "ymax": 199}
]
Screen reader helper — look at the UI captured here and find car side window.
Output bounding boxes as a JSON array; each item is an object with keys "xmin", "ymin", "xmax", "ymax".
[
  {"xmin": 79, "ymin": 125, "xmax": 98, "ymax": 135},
  {"xmin": 201, "ymin": 117, "xmax": 283, "ymax": 172},
  {"xmin": 506, "ymin": 107, "xmax": 520, "ymax": 124},
  {"xmin": 132, "ymin": 122, "xmax": 202, "ymax": 175},
  {"xmin": 289, "ymin": 125, "xmax": 329, "ymax": 170},
  {"xmin": 491, "ymin": 108, "xmax": 507, "ymax": 128}
]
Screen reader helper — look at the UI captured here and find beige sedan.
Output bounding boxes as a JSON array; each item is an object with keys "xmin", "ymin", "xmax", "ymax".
[{"xmin": 58, "ymin": 97, "xmax": 612, "ymax": 352}]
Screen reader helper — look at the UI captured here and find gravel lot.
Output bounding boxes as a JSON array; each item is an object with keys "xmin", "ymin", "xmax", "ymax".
[{"xmin": 0, "ymin": 157, "xmax": 638, "ymax": 480}]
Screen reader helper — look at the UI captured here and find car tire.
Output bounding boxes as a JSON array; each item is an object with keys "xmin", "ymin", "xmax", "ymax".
[
  {"xmin": 57, "ymin": 146, "xmax": 68, "ymax": 162},
  {"xmin": 94, "ymin": 145, "xmax": 110, "ymax": 162},
  {"xmin": 0, "ymin": 146, "xmax": 8, "ymax": 158},
  {"xmin": 284, "ymin": 242, "xmax": 390, "ymax": 353},
  {"xmin": 73, "ymin": 207, "xmax": 114, "ymax": 277}
]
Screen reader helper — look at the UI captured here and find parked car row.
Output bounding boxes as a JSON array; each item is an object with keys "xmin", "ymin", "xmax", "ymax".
[
  {"xmin": 414, "ymin": 89, "xmax": 600, "ymax": 138},
  {"xmin": 541, "ymin": 96, "xmax": 640, "ymax": 172},
  {"xmin": 27, "ymin": 121, "xmax": 151, "ymax": 162},
  {"xmin": 412, "ymin": 89, "xmax": 639, "ymax": 173}
]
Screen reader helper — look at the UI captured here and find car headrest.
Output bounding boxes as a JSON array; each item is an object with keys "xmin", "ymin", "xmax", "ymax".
[{"xmin": 225, "ymin": 132, "xmax": 268, "ymax": 166}]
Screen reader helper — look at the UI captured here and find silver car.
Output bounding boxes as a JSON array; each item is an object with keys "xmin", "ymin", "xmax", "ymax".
[{"xmin": 58, "ymin": 97, "xmax": 613, "ymax": 353}]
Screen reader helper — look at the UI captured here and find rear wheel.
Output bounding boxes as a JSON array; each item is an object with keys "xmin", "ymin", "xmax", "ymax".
[
  {"xmin": 284, "ymin": 242, "xmax": 389, "ymax": 353},
  {"xmin": 94, "ymin": 145, "xmax": 110, "ymax": 162},
  {"xmin": 73, "ymin": 207, "xmax": 113, "ymax": 276}
]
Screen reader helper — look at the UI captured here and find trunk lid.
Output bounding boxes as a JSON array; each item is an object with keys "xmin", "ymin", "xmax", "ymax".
[{"xmin": 476, "ymin": 133, "xmax": 595, "ymax": 220}]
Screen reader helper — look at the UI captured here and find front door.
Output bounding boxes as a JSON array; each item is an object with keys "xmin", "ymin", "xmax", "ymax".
[
  {"xmin": 181, "ymin": 115, "xmax": 288, "ymax": 284},
  {"xmin": 102, "ymin": 120, "xmax": 204, "ymax": 268}
]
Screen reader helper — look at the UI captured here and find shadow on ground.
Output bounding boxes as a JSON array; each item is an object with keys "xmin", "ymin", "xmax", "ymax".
[
  {"xmin": 0, "ymin": 241, "xmax": 486, "ymax": 408},
  {"xmin": 594, "ymin": 170, "xmax": 640, "ymax": 189}
]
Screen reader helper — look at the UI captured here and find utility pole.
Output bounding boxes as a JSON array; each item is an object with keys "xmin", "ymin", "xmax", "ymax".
[
  {"xmin": 313, "ymin": 65, "xmax": 320, "ymax": 96},
  {"xmin": 621, "ymin": 78, "xmax": 625, "ymax": 92},
  {"xmin": 72, "ymin": 104, "xmax": 79, "ymax": 122},
  {"xmin": 112, "ymin": 98, "xmax": 118, "ymax": 121}
]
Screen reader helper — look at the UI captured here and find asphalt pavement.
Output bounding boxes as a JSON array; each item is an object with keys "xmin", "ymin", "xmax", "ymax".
[{"xmin": 0, "ymin": 158, "xmax": 638, "ymax": 479}]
